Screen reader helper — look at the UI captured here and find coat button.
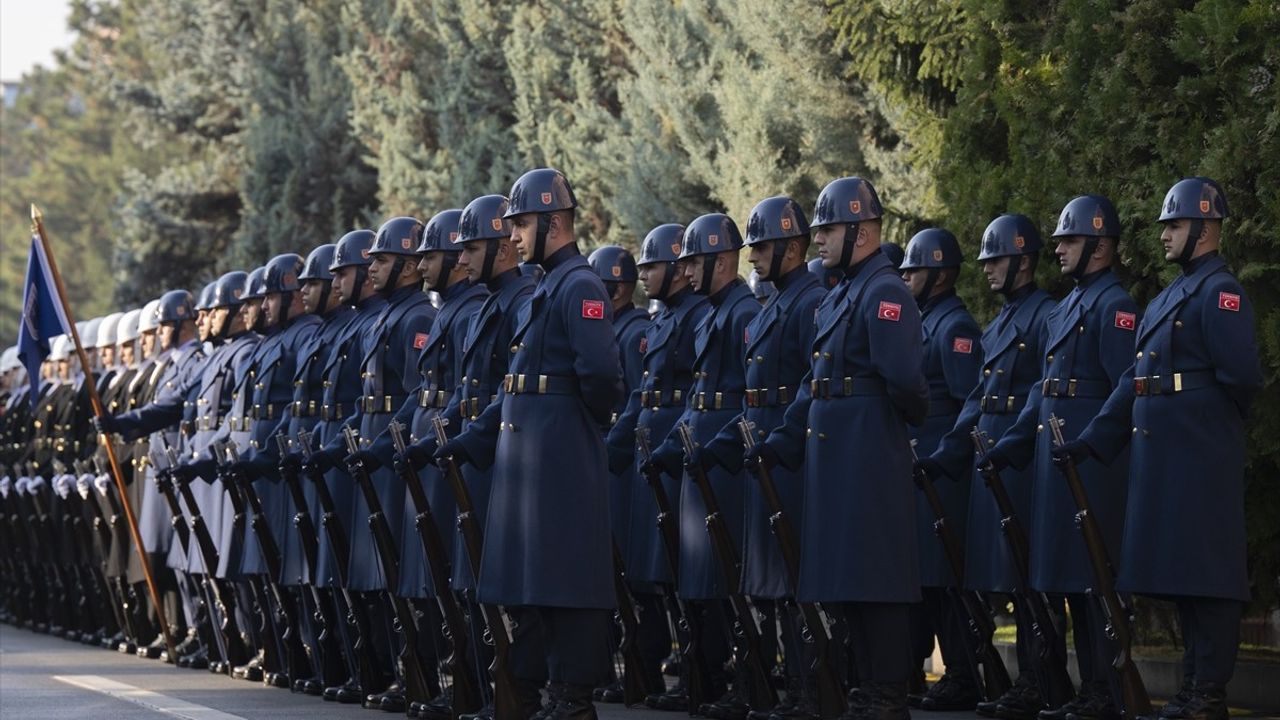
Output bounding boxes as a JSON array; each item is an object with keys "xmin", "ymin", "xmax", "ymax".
[
  {"xmin": 806, "ymin": 428, "xmax": 812, "ymax": 437},
  {"xmin": 1046, "ymin": 354, "xmax": 1054, "ymax": 363},
  {"xmin": 755, "ymin": 355, "xmax": 764, "ymax": 363},
  {"xmin": 746, "ymin": 357, "xmax": 752, "ymax": 364},
  {"xmin": 1175, "ymin": 320, "xmax": 1183, "ymax": 328},
  {"xmin": 1018, "ymin": 342, "xmax": 1026, "ymax": 351},
  {"xmin": 1136, "ymin": 351, "xmax": 1142, "ymax": 358},
  {"xmin": 510, "ymin": 345, "xmax": 518, "ymax": 353},
  {"xmin": 813, "ymin": 352, "xmax": 820, "ymax": 359},
  {"xmin": 1077, "ymin": 325, "xmax": 1085, "ymax": 334},
  {"xmin": 1149, "ymin": 351, "xmax": 1158, "ymax": 359},
  {"xmin": 818, "ymin": 433, "xmax": 827, "ymax": 440},
  {"xmin": 823, "ymin": 352, "xmax": 832, "ymax": 359},
  {"xmin": 984, "ymin": 369, "xmax": 991, "ymax": 377},
  {"xmin": 1036, "ymin": 424, "xmax": 1043, "ymax": 433},
  {"xmin": 996, "ymin": 369, "xmax": 1004, "ymax": 375}
]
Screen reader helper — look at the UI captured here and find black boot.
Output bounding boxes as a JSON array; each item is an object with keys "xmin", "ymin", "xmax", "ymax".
[
  {"xmin": 857, "ymin": 682, "xmax": 910, "ymax": 720},
  {"xmin": 366, "ymin": 681, "xmax": 405, "ymax": 711},
  {"xmin": 769, "ymin": 677, "xmax": 819, "ymax": 720},
  {"xmin": 1062, "ymin": 684, "xmax": 1120, "ymax": 720},
  {"xmin": 978, "ymin": 676, "xmax": 1031, "ymax": 718},
  {"xmin": 1156, "ymin": 676, "xmax": 1195, "ymax": 719},
  {"xmin": 907, "ymin": 669, "xmax": 927, "ymax": 709},
  {"xmin": 545, "ymin": 684, "xmax": 598, "ymax": 720},
  {"xmin": 920, "ymin": 673, "xmax": 980, "ymax": 712},
  {"xmin": 995, "ymin": 677, "xmax": 1045, "ymax": 720},
  {"xmin": 232, "ymin": 650, "xmax": 265, "ymax": 682},
  {"xmin": 593, "ymin": 679, "xmax": 625, "ymax": 704},
  {"xmin": 646, "ymin": 680, "xmax": 690, "ymax": 712},
  {"xmin": 138, "ymin": 634, "xmax": 167, "ymax": 659},
  {"xmin": 1176, "ymin": 684, "xmax": 1227, "ymax": 720}
]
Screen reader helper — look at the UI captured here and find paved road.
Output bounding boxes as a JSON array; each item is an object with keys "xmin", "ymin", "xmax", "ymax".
[{"xmin": 2, "ymin": 624, "xmax": 1272, "ymax": 720}]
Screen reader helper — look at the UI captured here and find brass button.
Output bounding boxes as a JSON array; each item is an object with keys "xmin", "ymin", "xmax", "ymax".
[
  {"xmin": 755, "ymin": 355, "xmax": 764, "ymax": 363},
  {"xmin": 823, "ymin": 352, "xmax": 832, "ymax": 359},
  {"xmin": 984, "ymin": 369, "xmax": 992, "ymax": 377},
  {"xmin": 1149, "ymin": 351, "xmax": 1157, "ymax": 359},
  {"xmin": 1036, "ymin": 424, "xmax": 1043, "ymax": 432},
  {"xmin": 818, "ymin": 432, "xmax": 827, "ymax": 440},
  {"xmin": 1018, "ymin": 342, "xmax": 1026, "ymax": 351},
  {"xmin": 1175, "ymin": 320, "xmax": 1183, "ymax": 329},
  {"xmin": 1136, "ymin": 352, "xmax": 1143, "ymax": 358},
  {"xmin": 510, "ymin": 345, "xmax": 518, "ymax": 353},
  {"xmin": 1046, "ymin": 354, "xmax": 1053, "ymax": 363},
  {"xmin": 1077, "ymin": 325, "xmax": 1085, "ymax": 334},
  {"xmin": 813, "ymin": 352, "xmax": 820, "ymax": 359}
]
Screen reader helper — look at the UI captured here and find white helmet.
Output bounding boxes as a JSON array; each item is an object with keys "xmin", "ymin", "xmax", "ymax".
[
  {"xmin": 0, "ymin": 346, "xmax": 19, "ymax": 372},
  {"xmin": 49, "ymin": 334, "xmax": 71, "ymax": 361},
  {"xmin": 118, "ymin": 309, "xmax": 143, "ymax": 344},
  {"xmin": 97, "ymin": 312, "xmax": 124, "ymax": 348},
  {"xmin": 138, "ymin": 299, "xmax": 162, "ymax": 333},
  {"xmin": 81, "ymin": 317, "xmax": 103, "ymax": 348}
]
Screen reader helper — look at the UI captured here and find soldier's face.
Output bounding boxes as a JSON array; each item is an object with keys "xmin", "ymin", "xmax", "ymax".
[
  {"xmin": 982, "ymin": 258, "xmax": 1012, "ymax": 291},
  {"xmin": 100, "ymin": 345, "xmax": 116, "ymax": 367},
  {"xmin": 457, "ymin": 241, "xmax": 487, "ymax": 282},
  {"xmin": 158, "ymin": 324, "xmax": 177, "ymax": 349},
  {"xmin": 638, "ymin": 264, "xmax": 663, "ymax": 299},
  {"xmin": 333, "ymin": 266, "xmax": 358, "ymax": 304},
  {"xmin": 300, "ymin": 281, "xmax": 323, "ymax": 314},
  {"xmin": 509, "ymin": 214, "xmax": 535, "ymax": 261},
  {"xmin": 368, "ymin": 253, "xmax": 395, "ymax": 290},
  {"xmin": 683, "ymin": 256, "xmax": 707, "ymax": 291},
  {"xmin": 901, "ymin": 268, "xmax": 929, "ymax": 298},
  {"xmin": 1160, "ymin": 220, "xmax": 1194, "ymax": 261},
  {"xmin": 418, "ymin": 252, "xmax": 445, "ymax": 289},
  {"xmin": 748, "ymin": 242, "xmax": 774, "ymax": 278},
  {"xmin": 211, "ymin": 307, "xmax": 230, "ymax": 337},
  {"xmin": 812, "ymin": 225, "xmax": 846, "ymax": 268},
  {"xmin": 1055, "ymin": 236, "xmax": 1086, "ymax": 274},
  {"xmin": 242, "ymin": 299, "xmax": 262, "ymax": 329},
  {"xmin": 141, "ymin": 331, "xmax": 156, "ymax": 356},
  {"xmin": 263, "ymin": 293, "xmax": 283, "ymax": 326},
  {"xmin": 120, "ymin": 343, "xmax": 135, "ymax": 367}
]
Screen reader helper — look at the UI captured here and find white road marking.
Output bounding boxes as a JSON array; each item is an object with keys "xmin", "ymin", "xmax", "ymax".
[{"xmin": 52, "ymin": 675, "xmax": 246, "ymax": 720}]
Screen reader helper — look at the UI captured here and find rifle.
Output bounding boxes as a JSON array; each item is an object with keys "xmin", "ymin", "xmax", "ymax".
[
  {"xmin": 23, "ymin": 465, "xmax": 72, "ymax": 635},
  {"xmin": 215, "ymin": 439, "xmax": 300, "ymax": 684},
  {"xmin": 296, "ymin": 428, "xmax": 385, "ymax": 695},
  {"xmin": 388, "ymin": 420, "xmax": 482, "ymax": 718},
  {"xmin": 160, "ymin": 438, "xmax": 250, "ymax": 670},
  {"xmin": 150, "ymin": 447, "xmax": 226, "ymax": 665},
  {"xmin": 1047, "ymin": 416, "xmax": 1151, "ymax": 719},
  {"xmin": 635, "ymin": 425, "xmax": 711, "ymax": 713},
  {"xmin": 676, "ymin": 423, "xmax": 777, "ymax": 711},
  {"xmin": 908, "ymin": 440, "xmax": 1010, "ymax": 701},
  {"xmin": 272, "ymin": 433, "xmax": 348, "ymax": 690},
  {"xmin": 971, "ymin": 428, "xmax": 1073, "ymax": 708},
  {"xmin": 738, "ymin": 420, "xmax": 845, "ymax": 718},
  {"xmin": 610, "ymin": 537, "xmax": 653, "ymax": 706},
  {"xmin": 340, "ymin": 426, "xmax": 433, "ymax": 708},
  {"xmin": 431, "ymin": 416, "xmax": 523, "ymax": 720}
]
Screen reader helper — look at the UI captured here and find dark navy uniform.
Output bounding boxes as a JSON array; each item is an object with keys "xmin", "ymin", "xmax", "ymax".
[{"xmin": 606, "ymin": 302, "xmax": 649, "ymax": 560}]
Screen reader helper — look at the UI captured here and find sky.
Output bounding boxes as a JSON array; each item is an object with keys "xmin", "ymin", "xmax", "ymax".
[{"xmin": 1, "ymin": 0, "xmax": 75, "ymax": 82}]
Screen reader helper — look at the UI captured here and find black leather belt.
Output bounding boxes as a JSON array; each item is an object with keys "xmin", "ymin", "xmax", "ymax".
[
  {"xmin": 639, "ymin": 388, "xmax": 683, "ymax": 408},
  {"xmin": 809, "ymin": 377, "xmax": 886, "ymax": 400},
  {"xmin": 503, "ymin": 374, "xmax": 577, "ymax": 395},
  {"xmin": 1041, "ymin": 378, "xmax": 1112, "ymax": 399},
  {"xmin": 1133, "ymin": 370, "xmax": 1215, "ymax": 396},
  {"xmin": 745, "ymin": 387, "xmax": 793, "ymax": 408},
  {"xmin": 692, "ymin": 391, "xmax": 744, "ymax": 411},
  {"xmin": 978, "ymin": 395, "xmax": 1019, "ymax": 414},
  {"xmin": 360, "ymin": 395, "xmax": 400, "ymax": 413},
  {"xmin": 418, "ymin": 388, "xmax": 453, "ymax": 409}
]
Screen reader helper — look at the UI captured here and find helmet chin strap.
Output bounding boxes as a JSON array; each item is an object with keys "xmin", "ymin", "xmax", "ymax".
[
  {"xmin": 316, "ymin": 283, "xmax": 332, "ymax": 316},
  {"xmin": 381, "ymin": 257, "xmax": 407, "ymax": 296},
  {"xmin": 913, "ymin": 268, "xmax": 941, "ymax": 308},
  {"xmin": 479, "ymin": 240, "xmax": 501, "ymax": 283},
  {"xmin": 696, "ymin": 254, "xmax": 717, "ymax": 295},
  {"xmin": 764, "ymin": 240, "xmax": 789, "ymax": 282},
  {"xmin": 999, "ymin": 256, "xmax": 1022, "ymax": 296},
  {"xmin": 839, "ymin": 223, "xmax": 860, "ymax": 269},
  {"xmin": 434, "ymin": 253, "xmax": 460, "ymax": 292},
  {"xmin": 1176, "ymin": 220, "xmax": 1203, "ymax": 268},
  {"xmin": 656, "ymin": 262, "xmax": 675, "ymax": 301},
  {"xmin": 1069, "ymin": 238, "xmax": 1100, "ymax": 280}
]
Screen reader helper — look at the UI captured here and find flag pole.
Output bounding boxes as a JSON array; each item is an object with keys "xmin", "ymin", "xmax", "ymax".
[{"xmin": 30, "ymin": 203, "xmax": 180, "ymax": 665}]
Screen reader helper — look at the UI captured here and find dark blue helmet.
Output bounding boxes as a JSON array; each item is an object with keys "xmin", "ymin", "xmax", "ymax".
[
  {"xmin": 196, "ymin": 281, "xmax": 218, "ymax": 311},
  {"xmin": 371, "ymin": 217, "xmax": 425, "ymax": 257},
  {"xmin": 299, "ymin": 244, "xmax": 336, "ymax": 282},
  {"xmin": 1054, "ymin": 195, "xmax": 1121, "ymax": 238},
  {"xmin": 504, "ymin": 168, "xmax": 578, "ymax": 218},
  {"xmin": 638, "ymin": 224, "xmax": 685, "ymax": 265},
  {"xmin": 262, "ymin": 253, "xmax": 304, "ymax": 294},
  {"xmin": 680, "ymin": 213, "xmax": 743, "ymax": 258},
  {"xmin": 811, "ymin": 177, "xmax": 883, "ymax": 228},
  {"xmin": 418, "ymin": 209, "xmax": 464, "ymax": 253},
  {"xmin": 330, "ymin": 229, "xmax": 376, "ymax": 270},
  {"xmin": 977, "ymin": 214, "xmax": 1043, "ymax": 261},
  {"xmin": 1157, "ymin": 177, "xmax": 1228, "ymax": 222},
  {"xmin": 458, "ymin": 195, "xmax": 512, "ymax": 242},
  {"xmin": 157, "ymin": 289, "xmax": 195, "ymax": 324},
  {"xmin": 881, "ymin": 242, "xmax": 906, "ymax": 269},
  {"xmin": 211, "ymin": 271, "xmax": 249, "ymax": 309},
  {"xmin": 243, "ymin": 267, "xmax": 268, "ymax": 300},
  {"xmin": 807, "ymin": 257, "xmax": 842, "ymax": 290},
  {"xmin": 745, "ymin": 196, "xmax": 809, "ymax": 246},
  {"xmin": 901, "ymin": 229, "xmax": 962, "ymax": 270},
  {"xmin": 588, "ymin": 245, "xmax": 638, "ymax": 283}
]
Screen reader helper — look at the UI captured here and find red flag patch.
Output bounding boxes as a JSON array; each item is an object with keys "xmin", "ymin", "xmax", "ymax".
[
  {"xmin": 877, "ymin": 301, "xmax": 902, "ymax": 322},
  {"xmin": 953, "ymin": 337, "xmax": 973, "ymax": 354},
  {"xmin": 1114, "ymin": 311, "xmax": 1136, "ymax": 330},
  {"xmin": 413, "ymin": 332, "xmax": 429, "ymax": 349},
  {"xmin": 582, "ymin": 299, "xmax": 605, "ymax": 319},
  {"xmin": 1218, "ymin": 292, "xmax": 1240, "ymax": 311}
]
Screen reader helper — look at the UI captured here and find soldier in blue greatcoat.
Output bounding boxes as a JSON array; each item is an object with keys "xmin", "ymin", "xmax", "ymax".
[
  {"xmin": 984, "ymin": 196, "xmax": 1139, "ymax": 720},
  {"xmin": 749, "ymin": 177, "xmax": 928, "ymax": 720},
  {"xmin": 437, "ymin": 169, "xmax": 623, "ymax": 720},
  {"xmin": 897, "ymin": 228, "xmax": 985, "ymax": 711},
  {"xmin": 918, "ymin": 215, "xmax": 1058, "ymax": 720},
  {"xmin": 605, "ymin": 223, "xmax": 711, "ymax": 710},
  {"xmin": 1063, "ymin": 178, "xmax": 1262, "ymax": 720}
]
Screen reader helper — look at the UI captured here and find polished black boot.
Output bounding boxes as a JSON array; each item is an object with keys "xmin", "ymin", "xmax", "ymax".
[
  {"xmin": 293, "ymin": 675, "xmax": 324, "ymax": 695},
  {"xmin": 979, "ymin": 676, "xmax": 1034, "ymax": 718},
  {"xmin": 593, "ymin": 679, "xmax": 625, "ymax": 704},
  {"xmin": 1174, "ymin": 684, "xmax": 1227, "ymax": 720},
  {"xmin": 137, "ymin": 634, "xmax": 167, "ymax": 659},
  {"xmin": 366, "ymin": 681, "xmax": 405, "ymax": 711},
  {"xmin": 995, "ymin": 677, "xmax": 1045, "ymax": 720},
  {"xmin": 545, "ymin": 684, "xmax": 599, "ymax": 720},
  {"xmin": 1062, "ymin": 684, "xmax": 1120, "ymax": 720},
  {"xmin": 646, "ymin": 681, "xmax": 690, "ymax": 712},
  {"xmin": 232, "ymin": 650, "xmax": 265, "ymax": 682},
  {"xmin": 920, "ymin": 673, "xmax": 980, "ymax": 712},
  {"xmin": 323, "ymin": 677, "xmax": 366, "ymax": 704},
  {"xmin": 907, "ymin": 669, "xmax": 927, "ymax": 709},
  {"xmin": 1156, "ymin": 676, "xmax": 1195, "ymax": 719},
  {"xmin": 769, "ymin": 677, "xmax": 819, "ymax": 720},
  {"xmin": 858, "ymin": 682, "xmax": 910, "ymax": 720}
]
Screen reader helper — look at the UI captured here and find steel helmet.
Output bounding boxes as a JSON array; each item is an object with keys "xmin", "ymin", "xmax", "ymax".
[
  {"xmin": 117, "ymin": 309, "xmax": 143, "ymax": 343},
  {"xmin": 588, "ymin": 245, "xmax": 639, "ymax": 283},
  {"xmin": 808, "ymin": 257, "xmax": 842, "ymax": 290},
  {"xmin": 263, "ymin": 253, "xmax": 304, "ymax": 294},
  {"xmin": 210, "ymin": 271, "xmax": 250, "ymax": 309},
  {"xmin": 1054, "ymin": 194, "xmax": 1121, "ymax": 238},
  {"xmin": 195, "ymin": 281, "xmax": 218, "ymax": 311},
  {"xmin": 48, "ymin": 334, "xmax": 70, "ymax": 361},
  {"xmin": 417, "ymin": 209, "xmax": 465, "ymax": 253},
  {"xmin": 370, "ymin": 217, "xmax": 425, "ymax": 257},
  {"xmin": 157, "ymin": 290, "xmax": 195, "ymax": 324},
  {"xmin": 81, "ymin": 318, "xmax": 102, "ymax": 350},
  {"xmin": 977, "ymin": 214, "xmax": 1043, "ymax": 261},
  {"xmin": 97, "ymin": 313, "xmax": 123, "ymax": 348},
  {"xmin": 1157, "ymin": 177, "xmax": 1228, "ymax": 222},
  {"xmin": 138, "ymin": 299, "xmax": 162, "ymax": 333},
  {"xmin": 330, "ymin": 230, "xmax": 376, "ymax": 271},
  {"xmin": 458, "ymin": 195, "xmax": 512, "ymax": 243},
  {"xmin": 243, "ymin": 267, "xmax": 268, "ymax": 300},
  {"xmin": 901, "ymin": 229, "xmax": 963, "ymax": 270},
  {"xmin": 811, "ymin": 176, "xmax": 883, "ymax": 227},
  {"xmin": 504, "ymin": 167, "xmax": 578, "ymax": 218},
  {"xmin": 299, "ymin": 244, "xmax": 337, "ymax": 282},
  {"xmin": 680, "ymin": 213, "xmax": 744, "ymax": 259}
]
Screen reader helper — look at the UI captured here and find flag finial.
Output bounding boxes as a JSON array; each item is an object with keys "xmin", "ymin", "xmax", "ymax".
[{"xmin": 30, "ymin": 204, "xmax": 42, "ymax": 222}]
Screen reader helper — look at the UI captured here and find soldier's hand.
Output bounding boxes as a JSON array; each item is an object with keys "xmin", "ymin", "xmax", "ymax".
[
  {"xmin": 231, "ymin": 460, "xmax": 260, "ymax": 483},
  {"xmin": 303, "ymin": 448, "xmax": 337, "ymax": 475},
  {"xmin": 434, "ymin": 438, "xmax": 472, "ymax": 468},
  {"xmin": 743, "ymin": 442, "xmax": 780, "ymax": 471},
  {"xmin": 92, "ymin": 414, "xmax": 120, "ymax": 435},
  {"xmin": 607, "ymin": 448, "xmax": 633, "ymax": 476},
  {"xmin": 1051, "ymin": 439, "xmax": 1093, "ymax": 468},
  {"xmin": 278, "ymin": 452, "xmax": 302, "ymax": 476},
  {"xmin": 398, "ymin": 439, "xmax": 436, "ymax": 473},
  {"xmin": 170, "ymin": 464, "xmax": 197, "ymax": 484},
  {"xmin": 977, "ymin": 446, "xmax": 1011, "ymax": 473},
  {"xmin": 913, "ymin": 458, "xmax": 946, "ymax": 486},
  {"xmin": 93, "ymin": 474, "xmax": 112, "ymax": 495},
  {"xmin": 344, "ymin": 449, "xmax": 380, "ymax": 472},
  {"xmin": 643, "ymin": 447, "xmax": 683, "ymax": 478}
]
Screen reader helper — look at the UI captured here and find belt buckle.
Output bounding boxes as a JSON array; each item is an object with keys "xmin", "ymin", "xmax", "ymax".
[
  {"xmin": 714, "ymin": 391, "xmax": 723, "ymax": 409},
  {"xmin": 1173, "ymin": 373, "xmax": 1183, "ymax": 393},
  {"xmin": 538, "ymin": 375, "xmax": 547, "ymax": 394},
  {"xmin": 1151, "ymin": 375, "xmax": 1161, "ymax": 395},
  {"xmin": 843, "ymin": 377, "xmax": 852, "ymax": 396},
  {"xmin": 1134, "ymin": 377, "xmax": 1146, "ymax": 395},
  {"xmin": 1067, "ymin": 379, "xmax": 1077, "ymax": 398},
  {"xmin": 384, "ymin": 396, "xmax": 392, "ymax": 413}
]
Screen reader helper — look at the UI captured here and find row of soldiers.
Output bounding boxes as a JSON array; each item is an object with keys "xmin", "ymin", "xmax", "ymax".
[{"xmin": 0, "ymin": 170, "xmax": 1260, "ymax": 720}]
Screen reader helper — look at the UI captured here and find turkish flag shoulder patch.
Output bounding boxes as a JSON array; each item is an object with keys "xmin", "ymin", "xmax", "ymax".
[
  {"xmin": 952, "ymin": 336, "xmax": 973, "ymax": 354},
  {"xmin": 1114, "ymin": 311, "xmax": 1135, "ymax": 330},
  {"xmin": 582, "ymin": 299, "xmax": 605, "ymax": 319},
  {"xmin": 413, "ymin": 332, "xmax": 429, "ymax": 349},
  {"xmin": 877, "ymin": 300, "xmax": 902, "ymax": 322},
  {"xmin": 1218, "ymin": 292, "xmax": 1240, "ymax": 312}
]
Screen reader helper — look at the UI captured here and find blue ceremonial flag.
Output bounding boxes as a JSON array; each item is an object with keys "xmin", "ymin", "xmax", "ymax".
[{"xmin": 17, "ymin": 234, "xmax": 71, "ymax": 409}]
